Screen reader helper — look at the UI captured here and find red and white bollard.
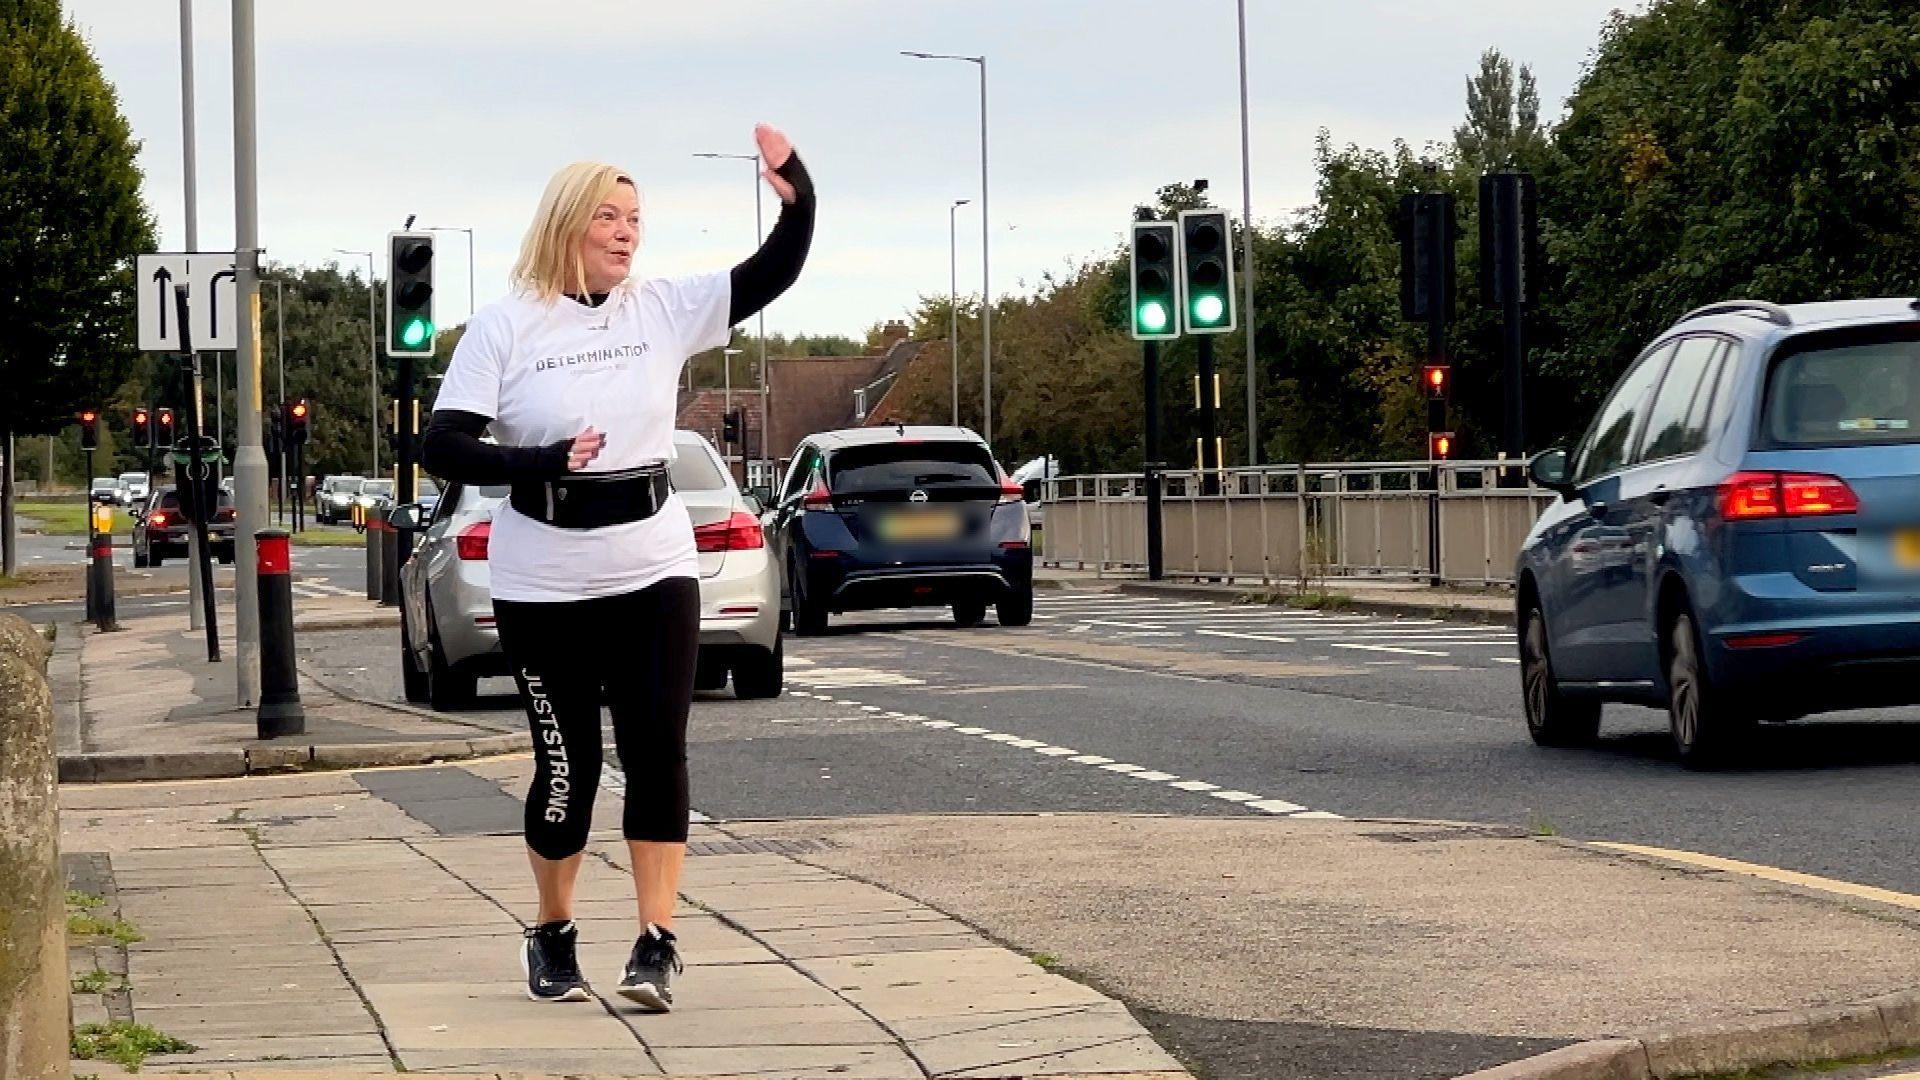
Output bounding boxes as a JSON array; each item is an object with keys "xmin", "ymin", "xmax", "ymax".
[{"xmin": 255, "ymin": 529, "xmax": 305, "ymax": 738}]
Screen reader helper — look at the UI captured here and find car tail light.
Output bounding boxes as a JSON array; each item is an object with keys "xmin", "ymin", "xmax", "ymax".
[
  {"xmin": 1719, "ymin": 471, "xmax": 1859, "ymax": 520},
  {"xmin": 214, "ymin": 506, "xmax": 236, "ymax": 522},
  {"xmin": 694, "ymin": 510, "xmax": 764, "ymax": 552},
  {"xmin": 998, "ymin": 478, "xmax": 1025, "ymax": 504},
  {"xmin": 147, "ymin": 511, "xmax": 169, "ymax": 528},
  {"xmin": 803, "ymin": 480, "xmax": 833, "ymax": 509},
  {"xmin": 1726, "ymin": 631, "xmax": 1807, "ymax": 649},
  {"xmin": 455, "ymin": 521, "xmax": 491, "ymax": 560}
]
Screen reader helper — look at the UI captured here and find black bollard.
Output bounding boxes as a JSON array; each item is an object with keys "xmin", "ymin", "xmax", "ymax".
[
  {"xmin": 254, "ymin": 529, "xmax": 306, "ymax": 738},
  {"xmin": 90, "ymin": 525, "xmax": 116, "ymax": 632}
]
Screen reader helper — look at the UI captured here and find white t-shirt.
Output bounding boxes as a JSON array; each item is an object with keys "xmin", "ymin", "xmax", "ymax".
[{"xmin": 432, "ymin": 274, "xmax": 732, "ymax": 602}]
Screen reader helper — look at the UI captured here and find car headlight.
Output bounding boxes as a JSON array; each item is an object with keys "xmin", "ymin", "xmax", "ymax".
[{"xmin": 330, "ymin": 494, "xmax": 350, "ymax": 504}]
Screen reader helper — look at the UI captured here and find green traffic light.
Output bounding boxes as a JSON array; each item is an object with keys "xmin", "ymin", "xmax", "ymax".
[
  {"xmin": 400, "ymin": 317, "xmax": 432, "ymax": 348},
  {"xmin": 1193, "ymin": 294, "xmax": 1225, "ymax": 325},
  {"xmin": 1139, "ymin": 301, "xmax": 1168, "ymax": 332}
]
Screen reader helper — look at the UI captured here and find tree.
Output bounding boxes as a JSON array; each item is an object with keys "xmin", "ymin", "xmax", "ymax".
[
  {"xmin": 0, "ymin": 0, "xmax": 156, "ymax": 572},
  {"xmin": 1454, "ymin": 49, "xmax": 1549, "ymax": 173}
]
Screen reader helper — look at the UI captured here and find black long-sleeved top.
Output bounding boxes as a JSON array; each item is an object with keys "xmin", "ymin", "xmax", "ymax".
[{"xmin": 421, "ymin": 152, "xmax": 816, "ymax": 486}]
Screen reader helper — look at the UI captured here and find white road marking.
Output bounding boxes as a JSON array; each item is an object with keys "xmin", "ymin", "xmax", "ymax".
[
  {"xmin": 1131, "ymin": 770, "xmax": 1178, "ymax": 782},
  {"xmin": 953, "ymin": 726, "xmax": 991, "ymax": 735},
  {"xmin": 1170, "ymin": 780, "xmax": 1219, "ymax": 792},
  {"xmin": 1250, "ymin": 799, "xmax": 1307, "ymax": 814},
  {"xmin": 1197, "ymin": 629, "xmax": 1296, "ymax": 645},
  {"xmin": 1086, "ymin": 619, "xmax": 1171, "ymax": 630},
  {"xmin": 1069, "ymin": 755, "xmax": 1114, "ymax": 765},
  {"xmin": 1100, "ymin": 762, "xmax": 1145, "ymax": 773},
  {"xmin": 1035, "ymin": 746, "xmax": 1079, "ymax": 756},
  {"xmin": 1209, "ymin": 790, "xmax": 1261, "ymax": 803},
  {"xmin": 1491, "ymin": 657, "xmax": 1521, "ymax": 665},
  {"xmin": 922, "ymin": 720, "xmax": 958, "ymax": 729},
  {"xmin": 1332, "ymin": 642, "xmax": 1449, "ymax": 657},
  {"xmin": 1007, "ymin": 738, "xmax": 1049, "ymax": 749},
  {"xmin": 1293, "ymin": 811, "xmax": 1346, "ymax": 820}
]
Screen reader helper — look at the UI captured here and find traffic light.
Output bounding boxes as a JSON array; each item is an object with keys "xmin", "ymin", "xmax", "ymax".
[
  {"xmin": 286, "ymin": 399, "xmax": 310, "ymax": 445},
  {"xmin": 1479, "ymin": 172, "xmax": 1538, "ymax": 310},
  {"xmin": 132, "ymin": 406, "xmax": 152, "ymax": 448},
  {"xmin": 1429, "ymin": 431, "xmax": 1455, "ymax": 460},
  {"xmin": 1178, "ymin": 209, "xmax": 1235, "ymax": 334},
  {"xmin": 156, "ymin": 407, "xmax": 176, "ymax": 446},
  {"xmin": 1423, "ymin": 365, "xmax": 1450, "ymax": 430},
  {"xmin": 386, "ymin": 232, "xmax": 435, "ymax": 356},
  {"xmin": 1398, "ymin": 192, "xmax": 1457, "ymax": 323},
  {"xmin": 267, "ymin": 402, "xmax": 284, "ymax": 456},
  {"xmin": 79, "ymin": 409, "xmax": 99, "ymax": 451},
  {"xmin": 722, "ymin": 408, "xmax": 743, "ymax": 445},
  {"xmin": 1129, "ymin": 221, "xmax": 1179, "ymax": 342}
]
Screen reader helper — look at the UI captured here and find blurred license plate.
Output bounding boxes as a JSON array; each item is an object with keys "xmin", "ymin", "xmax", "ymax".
[
  {"xmin": 1896, "ymin": 529, "xmax": 1920, "ymax": 568},
  {"xmin": 881, "ymin": 509, "xmax": 961, "ymax": 541}
]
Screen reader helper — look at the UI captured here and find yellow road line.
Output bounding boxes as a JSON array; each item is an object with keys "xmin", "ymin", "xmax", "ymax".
[{"xmin": 1591, "ymin": 842, "xmax": 1920, "ymax": 912}]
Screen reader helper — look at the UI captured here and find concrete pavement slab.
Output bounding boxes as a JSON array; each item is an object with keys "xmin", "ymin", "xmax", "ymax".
[
  {"xmin": 144, "ymin": 1033, "xmax": 392, "ymax": 1068},
  {"xmin": 392, "ymin": 1049, "xmax": 661, "ymax": 1074},
  {"xmin": 620, "ymin": 1003, "xmax": 889, "ymax": 1048},
  {"xmin": 938, "ymin": 1035, "xmax": 1188, "ymax": 1077},
  {"xmin": 767, "ymin": 929, "xmax": 986, "ymax": 960},
  {"xmin": 132, "ymin": 1001, "xmax": 378, "ymax": 1040},
  {"xmin": 800, "ymin": 946, "xmax": 1048, "ymax": 989},
  {"xmin": 837, "ymin": 971, "xmax": 1116, "ymax": 1023},
  {"xmin": 650, "ymin": 960, "xmax": 846, "ymax": 1010},
  {"xmin": 359, "ymin": 982, "xmax": 644, "ymax": 1050},
  {"xmin": 296, "ymin": 896, "xmax": 508, "ymax": 933},
  {"xmin": 129, "ymin": 969, "xmax": 359, "ymax": 1008},
  {"xmin": 128, "ymin": 946, "xmax": 341, "ymax": 978},
  {"xmin": 330, "ymin": 937, "xmax": 525, "ymax": 983},
  {"xmin": 647, "ymin": 1042, "xmax": 920, "ymax": 1078}
]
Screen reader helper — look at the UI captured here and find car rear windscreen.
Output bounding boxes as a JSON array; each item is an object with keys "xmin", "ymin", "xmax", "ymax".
[
  {"xmin": 1765, "ymin": 328, "xmax": 1920, "ymax": 447},
  {"xmin": 669, "ymin": 446, "xmax": 729, "ymax": 491},
  {"xmin": 828, "ymin": 442, "xmax": 998, "ymax": 495}
]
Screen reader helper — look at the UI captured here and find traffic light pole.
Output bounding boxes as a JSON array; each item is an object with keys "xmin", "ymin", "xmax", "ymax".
[
  {"xmin": 1427, "ymin": 290, "xmax": 1447, "ymax": 587},
  {"xmin": 1197, "ymin": 336, "xmax": 1219, "ymax": 497},
  {"xmin": 1143, "ymin": 341, "xmax": 1164, "ymax": 582}
]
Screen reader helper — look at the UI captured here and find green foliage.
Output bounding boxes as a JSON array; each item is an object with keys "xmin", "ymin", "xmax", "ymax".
[
  {"xmin": 66, "ymin": 889, "xmax": 105, "ymax": 910},
  {"xmin": 71, "ymin": 1021, "xmax": 196, "ymax": 1071},
  {"xmin": 67, "ymin": 911, "xmax": 144, "ymax": 945},
  {"xmin": 0, "ymin": 1, "xmax": 157, "ymax": 440},
  {"xmin": 72, "ymin": 968, "xmax": 116, "ymax": 994}
]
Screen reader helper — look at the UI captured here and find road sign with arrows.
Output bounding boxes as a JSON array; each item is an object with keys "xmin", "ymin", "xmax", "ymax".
[{"xmin": 136, "ymin": 252, "xmax": 238, "ymax": 351}]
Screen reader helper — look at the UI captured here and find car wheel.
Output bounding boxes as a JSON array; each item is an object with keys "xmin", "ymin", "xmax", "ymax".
[
  {"xmin": 217, "ymin": 548, "xmax": 234, "ymax": 565},
  {"xmin": 695, "ymin": 652, "xmax": 731, "ymax": 693},
  {"xmin": 996, "ymin": 588, "xmax": 1034, "ymax": 627},
  {"xmin": 400, "ymin": 615, "xmax": 430, "ymax": 704},
  {"xmin": 791, "ymin": 556, "xmax": 829, "ymax": 637},
  {"xmin": 1521, "ymin": 603, "xmax": 1600, "ymax": 747},
  {"xmin": 952, "ymin": 600, "xmax": 986, "ymax": 627},
  {"xmin": 1667, "ymin": 610, "xmax": 1747, "ymax": 769},
  {"xmin": 732, "ymin": 635, "xmax": 784, "ymax": 700},
  {"xmin": 426, "ymin": 622, "xmax": 477, "ymax": 711},
  {"xmin": 133, "ymin": 549, "xmax": 149, "ymax": 569},
  {"xmin": 149, "ymin": 550, "xmax": 163, "ymax": 568}
]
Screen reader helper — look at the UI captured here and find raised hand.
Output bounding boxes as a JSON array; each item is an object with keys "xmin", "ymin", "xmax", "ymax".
[{"xmin": 755, "ymin": 123, "xmax": 798, "ymax": 204}]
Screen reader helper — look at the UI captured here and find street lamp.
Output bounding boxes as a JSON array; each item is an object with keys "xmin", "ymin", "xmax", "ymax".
[
  {"xmin": 422, "ymin": 225, "xmax": 476, "ymax": 322},
  {"xmin": 903, "ymin": 49, "xmax": 992, "ymax": 444},
  {"xmin": 333, "ymin": 247, "xmax": 379, "ymax": 475},
  {"xmin": 948, "ymin": 198, "xmax": 970, "ymax": 426},
  {"xmin": 694, "ymin": 151, "xmax": 768, "ymax": 486},
  {"xmin": 1235, "ymin": 0, "xmax": 1259, "ymax": 464}
]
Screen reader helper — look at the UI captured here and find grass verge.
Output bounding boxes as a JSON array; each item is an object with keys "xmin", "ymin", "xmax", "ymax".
[
  {"xmin": 18, "ymin": 500, "xmax": 100, "ymax": 536},
  {"xmin": 291, "ymin": 528, "xmax": 369, "ymax": 547}
]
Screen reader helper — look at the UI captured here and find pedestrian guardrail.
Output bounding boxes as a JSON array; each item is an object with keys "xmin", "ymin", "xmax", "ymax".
[{"xmin": 1039, "ymin": 460, "xmax": 1556, "ymax": 587}]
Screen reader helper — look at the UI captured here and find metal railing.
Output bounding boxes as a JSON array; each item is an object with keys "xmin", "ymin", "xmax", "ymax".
[{"xmin": 1040, "ymin": 460, "xmax": 1557, "ymax": 587}]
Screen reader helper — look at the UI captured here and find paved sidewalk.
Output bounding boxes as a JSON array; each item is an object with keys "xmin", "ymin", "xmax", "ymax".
[
  {"xmin": 58, "ymin": 764, "xmax": 1190, "ymax": 1079},
  {"xmin": 1035, "ymin": 566, "xmax": 1513, "ymax": 622},
  {"xmin": 61, "ymin": 598, "xmax": 518, "ymax": 780}
]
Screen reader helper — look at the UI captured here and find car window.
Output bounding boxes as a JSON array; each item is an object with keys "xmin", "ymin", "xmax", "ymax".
[
  {"xmin": 1763, "ymin": 328, "xmax": 1920, "ymax": 447},
  {"xmin": 669, "ymin": 442, "xmax": 729, "ymax": 491},
  {"xmin": 1575, "ymin": 343, "xmax": 1674, "ymax": 485},
  {"xmin": 827, "ymin": 441, "xmax": 999, "ymax": 495},
  {"xmin": 361, "ymin": 481, "xmax": 393, "ymax": 496},
  {"xmin": 1640, "ymin": 337, "xmax": 1724, "ymax": 463},
  {"xmin": 1684, "ymin": 342, "xmax": 1737, "ymax": 443},
  {"xmin": 781, "ymin": 447, "xmax": 816, "ymax": 501}
]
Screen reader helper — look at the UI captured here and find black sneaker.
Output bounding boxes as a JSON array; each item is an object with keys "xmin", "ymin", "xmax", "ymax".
[
  {"xmin": 521, "ymin": 919, "xmax": 591, "ymax": 1003},
  {"xmin": 617, "ymin": 924, "xmax": 683, "ymax": 1011}
]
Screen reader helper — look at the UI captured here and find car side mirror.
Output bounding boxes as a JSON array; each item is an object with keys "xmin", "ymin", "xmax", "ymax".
[
  {"xmin": 1529, "ymin": 448, "xmax": 1576, "ymax": 496},
  {"xmin": 388, "ymin": 503, "xmax": 425, "ymax": 531},
  {"xmin": 748, "ymin": 485, "xmax": 772, "ymax": 507},
  {"xmin": 740, "ymin": 493, "xmax": 763, "ymax": 516}
]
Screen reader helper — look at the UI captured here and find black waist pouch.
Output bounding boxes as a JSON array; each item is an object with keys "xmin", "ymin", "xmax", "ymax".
[{"xmin": 510, "ymin": 464, "xmax": 673, "ymax": 530}]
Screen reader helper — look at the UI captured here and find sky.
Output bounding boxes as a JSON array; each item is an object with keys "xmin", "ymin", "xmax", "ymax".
[{"xmin": 67, "ymin": 0, "xmax": 1638, "ymax": 338}]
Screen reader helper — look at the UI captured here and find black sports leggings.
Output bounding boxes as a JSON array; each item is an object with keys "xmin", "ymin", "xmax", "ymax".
[{"xmin": 493, "ymin": 575, "xmax": 700, "ymax": 859}]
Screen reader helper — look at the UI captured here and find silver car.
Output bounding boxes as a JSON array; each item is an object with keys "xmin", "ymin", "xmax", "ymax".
[{"xmin": 398, "ymin": 430, "xmax": 783, "ymax": 710}]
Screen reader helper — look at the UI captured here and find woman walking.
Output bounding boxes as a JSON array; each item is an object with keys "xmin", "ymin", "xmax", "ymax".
[{"xmin": 421, "ymin": 123, "xmax": 814, "ymax": 1009}]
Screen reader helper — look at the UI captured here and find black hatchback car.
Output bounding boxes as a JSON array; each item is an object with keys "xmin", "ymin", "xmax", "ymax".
[
  {"xmin": 133, "ymin": 485, "xmax": 236, "ymax": 567},
  {"xmin": 766, "ymin": 426, "xmax": 1033, "ymax": 635}
]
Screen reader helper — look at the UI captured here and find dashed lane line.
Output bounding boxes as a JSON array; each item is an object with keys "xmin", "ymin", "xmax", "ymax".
[{"xmin": 1332, "ymin": 642, "xmax": 1449, "ymax": 657}]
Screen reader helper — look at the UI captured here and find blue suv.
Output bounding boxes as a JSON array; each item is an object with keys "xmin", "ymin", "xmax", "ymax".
[
  {"xmin": 1519, "ymin": 299, "xmax": 1920, "ymax": 767},
  {"xmin": 766, "ymin": 426, "xmax": 1033, "ymax": 636}
]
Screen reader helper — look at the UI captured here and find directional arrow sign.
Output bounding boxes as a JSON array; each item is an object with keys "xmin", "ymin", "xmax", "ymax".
[{"xmin": 136, "ymin": 252, "xmax": 238, "ymax": 351}]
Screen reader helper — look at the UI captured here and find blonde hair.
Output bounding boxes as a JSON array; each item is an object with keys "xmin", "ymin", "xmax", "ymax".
[{"xmin": 510, "ymin": 162, "xmax": 641, "ymax": 300}]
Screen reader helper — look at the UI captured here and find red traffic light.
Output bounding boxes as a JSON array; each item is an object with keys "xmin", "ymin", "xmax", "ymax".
[
  {"xmin": 79, "ymin": 409, "xmax": 97, "ymax": 423},
  {"xmin": 1423, "ymin": 364, "xmax": 1450, "ymax": 399},
  {"xmin": 132, "ymin": 407, "xmax": 150, "ymax": 425},
  {"xmin": 156, "ymin": 407, "xmax": 175, "ymax": 428},
  {"xmin": 290, "ymin": 400, "xmax": 308, "ymax": 420},
  {"xmin": 1430, "ymin": 432, "xmax": 1455, "ymax": 460}
]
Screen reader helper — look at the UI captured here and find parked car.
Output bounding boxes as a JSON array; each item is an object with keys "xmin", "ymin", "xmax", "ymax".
[
  {"xmin": 133, "ymin": 485, "xmax": 236, "ymax": 567},
  {"xmin": 1518, "ymin": 298, "xmax": 1920, "ymax": 767},
  {"xmin": 316, "ymin": 475, "xmax": 366, "ymax": 524},
  {"xmin": 90, "ymin": 477, "xmax": 119, "ymax": 505},
  {"xmin": 117, "ymin": 472, "xmax": 150, "ymax": 507},
  {"xmin": 765, "ymin": 425, "xmax": 1033, "ymax": 635},
  {"xmin": 398, "ymin": 431, "xmax": 782, "ymax": 709}
]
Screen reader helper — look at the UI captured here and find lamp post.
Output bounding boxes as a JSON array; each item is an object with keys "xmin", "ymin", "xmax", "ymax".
[
  {"xmin": 693, "ymin": 151, "xmax": 768, "ymax": 484},
  {"xmin": 948, "ymin": 198, "xmax": 970, "ymax": 426},
  {"xmin": 1235, "ymin": 0, "xmax": 1259, "ymax": 464},
  {"xmin": 903, "ymin": 49, "xmax": 991, "ymax": 444},
  {"xmin": 334, "ymin": 248, "xmax": 379, "ymax": 475},
  {"xmin": 422, "ymin": 225, "xmax": 476, "ymax": 321}
]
